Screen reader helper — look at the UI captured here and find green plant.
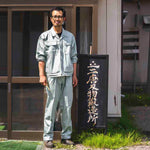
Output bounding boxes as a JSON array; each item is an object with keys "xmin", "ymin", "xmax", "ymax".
[
  {"xmin": 53, "ymin": 141, "xmax": 74, "ymax": 149},
  {"xmin": 0, "ymin": 140, "xmax": 76, "ymax": 150},
  {"xmin": 78, "ymin": 131, "xmax": 141, "ymax": 149},
  {"xmin": 0, "ymin": 141, "xmax": 41, "ymax": 150},
  {"xmin": 0, "ymin": 125, "xmax": 5, "ymax": 130},
  {"xmin": 73, "ymin": 105, "xmax": 144, "ymax": 149},
  {"xmin": 108, "ymin": 105, "xmax": 137, "ymax": 130},
  {"xmin": 122, "ymin": 93, "xmax": 150, "ymax": 106}
]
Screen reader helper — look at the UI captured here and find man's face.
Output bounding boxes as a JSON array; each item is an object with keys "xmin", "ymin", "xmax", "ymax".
[{"xmin": 50, "ymin": 10, "xmax": 64, "ymax": 27}]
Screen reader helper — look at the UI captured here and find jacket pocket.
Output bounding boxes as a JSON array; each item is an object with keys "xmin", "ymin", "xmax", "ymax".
[
  {"xmin": 45, "ymin": 41, "xmax": 58, "ymax": 52},
  {"xmin": 63, "ymin": 41, "xmax": 71, "ymax": 54},
  {"xmin": 45, "ymin": 42, "xmax": 60, "ymax": 74}
]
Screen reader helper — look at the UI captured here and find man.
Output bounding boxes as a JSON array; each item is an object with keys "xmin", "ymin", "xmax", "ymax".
[{"xmin": 36, "ymin": 7, "xmax": 78, "ymax": 148}]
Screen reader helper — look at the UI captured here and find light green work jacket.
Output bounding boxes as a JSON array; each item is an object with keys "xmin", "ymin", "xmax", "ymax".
[{"xmin": 36, "ymin": 27, "xmax": 78, "ymax": 77}]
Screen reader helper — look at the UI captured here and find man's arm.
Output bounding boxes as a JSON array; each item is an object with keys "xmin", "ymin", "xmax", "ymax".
[
  {"xmin": 38, "ymin": 61, "xmax": 47, "ymax": 86},
  {"xmin": 72, "ymin": 63, "xmax": 78, "ymax": 87}
]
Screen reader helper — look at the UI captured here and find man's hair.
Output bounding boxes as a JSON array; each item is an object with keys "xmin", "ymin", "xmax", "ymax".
[{"xmin": 50, "ymin": 7, "xmax": 66, "ymax": 17}]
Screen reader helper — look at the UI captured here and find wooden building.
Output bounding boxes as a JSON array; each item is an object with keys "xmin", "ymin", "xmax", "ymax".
[
  {"xmin": 0, "ymin": 0, "xmax": 121, "ymax": 140},
  {"xmin": 123, "ymin": 0, "xmax": 150, "ymax": 92}
]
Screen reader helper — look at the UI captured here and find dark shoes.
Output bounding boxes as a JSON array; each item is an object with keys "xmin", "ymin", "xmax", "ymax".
[
  {"xmin": 44, "ymin": 140, "xmax": 54, "ymax": 148},
  {"xmin": 44, "ymin": 139, "xmax": 74, "ymax": 148},
  {"xmin": 61, "ymin": 139, "xmax": 74, "ymax": 145}
]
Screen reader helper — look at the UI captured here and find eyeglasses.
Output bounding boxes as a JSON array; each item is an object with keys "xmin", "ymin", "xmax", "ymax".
[{"xmin": 52, "ymin": 15, "xmax": 63, "ymax": 19}]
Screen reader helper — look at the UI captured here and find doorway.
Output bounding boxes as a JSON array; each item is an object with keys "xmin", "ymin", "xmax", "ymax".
[
  {"xmin": 0, "ymin": 5, "xmax": 97, "ymax": 140},
  {"xmin": 0, "ymin": 7, "xmax": 74, "ymax": 140}
]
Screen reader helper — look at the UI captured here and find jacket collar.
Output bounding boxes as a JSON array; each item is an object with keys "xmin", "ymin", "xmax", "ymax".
[{"xmin": 50, "ymin": 26, "xmax": 65, "ymax": 39}]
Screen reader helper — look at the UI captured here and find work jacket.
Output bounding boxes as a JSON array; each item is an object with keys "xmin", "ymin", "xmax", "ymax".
[{"xmin": 36, "ymin": 27, "xmax": 78, "ymax": 77}]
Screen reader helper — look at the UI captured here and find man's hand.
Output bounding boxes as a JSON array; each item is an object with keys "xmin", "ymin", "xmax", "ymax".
[
  {"xmin": 39, "ymin": 75, "xmax": 47, "ymax": 86},
  {"xmin": 72, "ymin": 74, "xmax": 78, "ymax": 87}
]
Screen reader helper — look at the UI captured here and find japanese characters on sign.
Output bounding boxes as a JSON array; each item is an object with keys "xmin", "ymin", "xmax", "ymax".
[{"xmin": 86, "ymin": 61, "xmax": 100, "ymax": 125}]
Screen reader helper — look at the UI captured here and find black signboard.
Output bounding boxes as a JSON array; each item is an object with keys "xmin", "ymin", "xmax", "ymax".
[{"xmin": 78, "ymin": 54, "xmax": 108, "ymax": 131}]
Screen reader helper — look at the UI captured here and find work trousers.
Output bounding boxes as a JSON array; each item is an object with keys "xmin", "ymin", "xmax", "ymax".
[{"xmin": 43, "ymin": 76, "xmax": 73, "ymax": 141}]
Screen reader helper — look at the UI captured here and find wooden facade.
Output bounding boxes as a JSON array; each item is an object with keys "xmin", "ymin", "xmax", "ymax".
[{"xmin": 0, "ymin": 0, "xmax": 98, "ymax": 140}]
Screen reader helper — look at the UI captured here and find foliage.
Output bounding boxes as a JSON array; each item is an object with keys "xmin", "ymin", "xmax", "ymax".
[
  {"xmin": 0, "ymin": 140, "xmax": 76, "ymax": 150},
  {"xmin": 53, "ymin": 141, "xmax": 74, "ymax": 149},
  {"xmin": 76, "ymin": 131, "xmax": 142, "ymax": 149},
  {"xmin": 73, "ymin": 105, "xmax": 144, "ymax": 149},
  {"xmin": 122, "ymin": 93, "xmax": 150, "ymax": 106},
  {"xmin": 0, "ymin": 141, "xmax": 40, "ymax": 150},
  {"xmin": 0, "ymin": 125, "xmax": 5, "ymax": 130}
]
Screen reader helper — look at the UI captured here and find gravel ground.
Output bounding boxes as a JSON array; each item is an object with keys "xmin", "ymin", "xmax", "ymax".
[
  {"xmin": 1, "ymin": 138, "xmax": 150, "ymax": 150},
  {"xmin": 124, "ymin": 146, "xmax": 150, "ymax": 150},
  {"xmin": 38, "ymin": 141, "xmax": 150, "ymax": 150},
  {"xmin": 120, "ymin": 142, "xmax": 150, "ymax": 150}
]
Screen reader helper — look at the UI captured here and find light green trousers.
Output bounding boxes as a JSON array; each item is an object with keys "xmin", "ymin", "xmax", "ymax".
[{"xmin": 43, "ymin": 76, "xmax": 73, "ymax": 141}]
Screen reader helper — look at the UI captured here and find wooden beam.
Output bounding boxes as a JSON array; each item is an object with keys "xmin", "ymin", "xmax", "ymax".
[
  {"xmin": 92, "ymin": 4, "xmax": 98, "ymax": 54},
  {"xmin": 11, "ymin": 131, "xmax": 61, "ymax": 140},
  {"xmin": 12, "ymin": 77, "xmax": 39, "ymax": 83},
  {"xmin": 0, "ymin": 131, "xmax": 7, "ymax": 138},
  {"xmin": 0, "ymin": 0, "xmax": 97, "ymax": 6},
  {"xmin": 7, "ymin": 8, "xmax": 12, "ymax": 139},
  {"xmin": 0, "ymin": 77, "xmax": 8, "ymax": 83}
]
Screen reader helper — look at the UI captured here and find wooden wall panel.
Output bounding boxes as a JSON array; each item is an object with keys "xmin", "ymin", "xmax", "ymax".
[{"xmin": 0, "ymin": 0, "xmax": 97, "ymax": 6}]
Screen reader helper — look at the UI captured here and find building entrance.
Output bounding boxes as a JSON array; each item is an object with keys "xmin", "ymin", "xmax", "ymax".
[{"xmin": 0, "ymin": 4, "xmax": 97, "ymax": 140}]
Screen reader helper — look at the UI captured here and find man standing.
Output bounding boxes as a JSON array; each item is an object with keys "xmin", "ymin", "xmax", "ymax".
[{"xmin": 36, "ymin": 7, "xmax": 78, "ymax": 148}]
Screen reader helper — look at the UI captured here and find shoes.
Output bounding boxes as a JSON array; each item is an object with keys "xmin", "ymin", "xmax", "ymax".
[
  {"xmin": 61, "ymin": 139, "xmax": 74, "ymax": 145},
  {"xmin": 44, "ymin": 140, "xmax": 54, "ymax": 148}
]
